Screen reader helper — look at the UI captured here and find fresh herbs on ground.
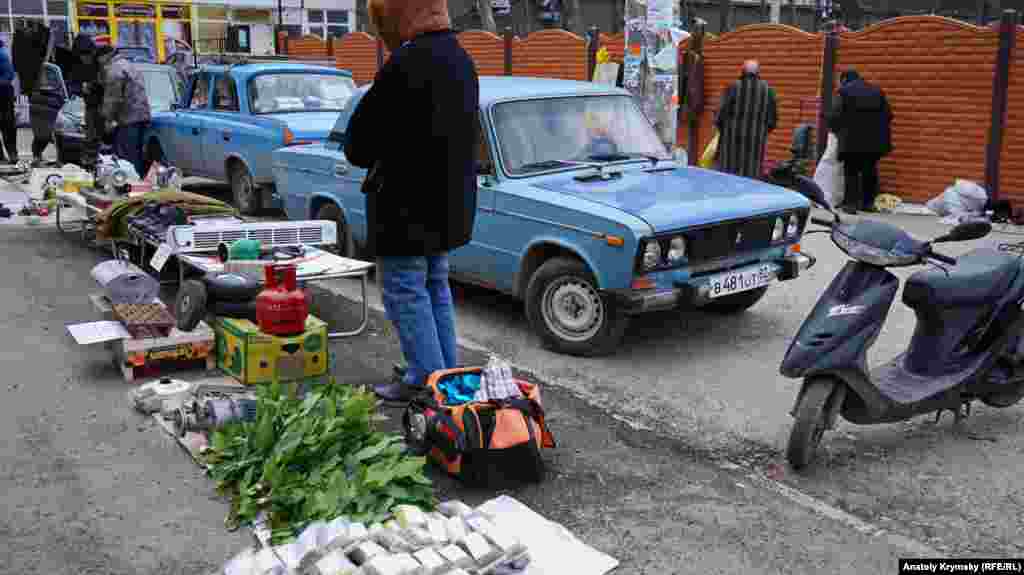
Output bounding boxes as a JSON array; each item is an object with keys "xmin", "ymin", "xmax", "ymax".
[{"xmin": 203, "ymin": 380, "xmax": 436, "ymax": 544}]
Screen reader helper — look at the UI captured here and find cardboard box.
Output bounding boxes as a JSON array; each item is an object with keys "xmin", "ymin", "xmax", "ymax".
[{"xmin": 215, "ymin": 315, "xmax": 328, "ymax": 385}]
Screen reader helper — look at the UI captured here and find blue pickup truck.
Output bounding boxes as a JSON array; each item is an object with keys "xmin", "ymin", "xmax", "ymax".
[{"xmin": 145, "ymin": 62, "xmax": 357, "ymax": 214}]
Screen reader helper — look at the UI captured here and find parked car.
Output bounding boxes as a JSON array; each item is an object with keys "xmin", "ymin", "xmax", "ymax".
[
  {"xmin": 271, "ymin": 77, "xmax": 817, "ymax": 356},
  {"xmin": 51, "ymin": 62, "xmax": 183, "ymax": 168},
  {"xmin": 145, "ymin": 63, "xmax": 357, "ymax": 215}
]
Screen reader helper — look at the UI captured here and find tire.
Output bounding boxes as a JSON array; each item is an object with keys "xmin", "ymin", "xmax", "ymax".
[
  {"xmin": 175, "ymin": 279, "xmax": 207, "ymax": 332},
  {"xmin": 981, "ymin": 384, "xmax": 1024, "ymax": 408},
  {"xmin": 314, "ymin": 202, "xmax": 356, "ymax": 259},
  {"xmin": 524, "ymin": 257, "xmax": 629, "ymax": 357},
  {"xmin": 703, "ymin": 286, "xmax": 769, "ymax": 314},
  {"xmin": 204, "ymin": 272, "xmax": 263, "ymax": 302},
  {"xmin": 787, "ymin": 378, "xmax": 838, "ymax": 471},
  {"xmin": 230, "ymin": 162, "xmax": 260, "ymax": 216}
]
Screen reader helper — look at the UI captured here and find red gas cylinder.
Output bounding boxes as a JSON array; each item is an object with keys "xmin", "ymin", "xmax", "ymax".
[{"xmin": 255, "ymin": 264, "xmax": 309, "ymax": 336}]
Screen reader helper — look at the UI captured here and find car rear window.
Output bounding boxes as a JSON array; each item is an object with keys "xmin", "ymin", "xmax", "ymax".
[{"xmin": 249, "ymin": 73, "xmax": 356, "ymax": 114}]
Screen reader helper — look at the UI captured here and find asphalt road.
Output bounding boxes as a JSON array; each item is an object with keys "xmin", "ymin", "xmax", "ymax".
[{"xmin": 0, "ymin": 203, "xmax": 922, "ymax": 575}]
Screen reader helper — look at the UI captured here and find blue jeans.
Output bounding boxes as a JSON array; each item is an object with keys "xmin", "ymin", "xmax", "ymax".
[{"xmin": 378, "ymin": 254, "xmax": 458, "ymax": 387}]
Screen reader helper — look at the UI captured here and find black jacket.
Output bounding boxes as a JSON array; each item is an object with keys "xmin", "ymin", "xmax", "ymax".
[
  {"xmin": 830, "ymin": 77, "xmax": 894, "ymax": 159},
  {"xmin": 343, "ymin": 30, "xmax": 480, "ymax": 258}
]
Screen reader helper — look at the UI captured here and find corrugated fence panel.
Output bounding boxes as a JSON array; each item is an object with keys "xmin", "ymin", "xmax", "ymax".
[
  {"xmin": 840, "ymin": 17, "xmax": 998, "ymax": 204},
  {"xmin": 458, "ymin": 30, "xmax": 506, "ymax": 76},
  {"xmin": 1000, "ymin": 29, "xmax": 1024, "ymax": 206},
  {"xmin": 511, "ymin": 29, "xmax": 587, "ymax": 80},
  {"xmin": 599, "ymin": 32, "xmax": 625, "ymax": 63},
  {"xmin": 289, "ymin": 35, "xmax": 329, "ymax": 59},
  {"xmin": 335, "ymin": 32, "xmax": 381, "ymax": 86},
  {"xmin": 700, "ymin": 24, "xmax": 824, "ymax": 172}
]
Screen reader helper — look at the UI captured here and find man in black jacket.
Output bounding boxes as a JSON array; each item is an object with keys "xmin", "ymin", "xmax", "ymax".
[
  {"xmin": 343, "ymin": 0, "xmax": 479, "ymax": 402},
  {"xmin": 831, "ymin": 69, "xmax": 894, "ymax": 214}
]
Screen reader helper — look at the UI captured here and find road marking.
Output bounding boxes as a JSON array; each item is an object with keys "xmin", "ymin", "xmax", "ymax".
[{"xmin": 311, "ymin": 278, "xmax": 943, "ymax": 556}]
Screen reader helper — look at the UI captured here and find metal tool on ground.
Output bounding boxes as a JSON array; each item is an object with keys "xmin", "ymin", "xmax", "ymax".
[{"xmin": 170, "ymin": 396, "xmax": 258, "ymax": 437}]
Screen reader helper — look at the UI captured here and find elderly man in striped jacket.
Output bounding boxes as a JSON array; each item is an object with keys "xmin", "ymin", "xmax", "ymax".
[{"xmin": 714, "ymin": 60, "xmax": 778, "ymax": 180}]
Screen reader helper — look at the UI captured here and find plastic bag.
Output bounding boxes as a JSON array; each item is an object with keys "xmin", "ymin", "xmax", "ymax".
[
  {"xmin": 814, "ymin": 133, "xmax": 845, "ymax": 208},
  {"xmin": 926, "ymin": 179, "xmax": 989, "ymax": 223},
  {"xmin": 698, "ymin": 131, "xmax": 719, "ymax": 169}
]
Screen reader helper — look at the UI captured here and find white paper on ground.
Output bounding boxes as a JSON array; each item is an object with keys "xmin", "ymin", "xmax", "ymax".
[
  {"xmin": 67, "ymin": 320, "xmax": 131, "ymax": 345},
  {"xmin": 475, "ymin": 495, "xmax": 619, "ymax": 575}
]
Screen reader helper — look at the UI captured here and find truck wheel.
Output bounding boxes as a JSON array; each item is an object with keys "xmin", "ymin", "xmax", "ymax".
[
  {"xmin": 787, "ymin": 377, "xmax": 837, "ymax": 471},
  {"xmin": 703, "ymin": 286, "xmax": 769, "ymax": 314},
  {"xmin": 525, "ymin": 257, "xmax": 629, "ymax": 357},
  {"xmin": 315, "ymin": 202, "xmax": 356, "ymax": 259},
  {"xmin": 230, "ymin": 162, "xmax": 259, "ymax": 216}
]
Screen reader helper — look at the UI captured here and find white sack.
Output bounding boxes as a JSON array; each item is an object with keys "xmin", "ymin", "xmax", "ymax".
[
  {"xmin": 926, "ymin": 179, "xmax": 988, "ymax": 223},
  {"xmin": 814, "ymin": 133, "xmax": 845, "ymax": 208}
]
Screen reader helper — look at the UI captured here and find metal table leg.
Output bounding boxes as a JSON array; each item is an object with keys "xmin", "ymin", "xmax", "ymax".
[{"xmin": 327, "ymin": 273, "xmax": 370, "ymax": 340}]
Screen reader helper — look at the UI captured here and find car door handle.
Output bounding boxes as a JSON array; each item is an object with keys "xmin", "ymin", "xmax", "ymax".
[
  {"xmin": 222, "ymin": 131, "xmax": 231, "ymax": 142},
  {"xmin": 192, "ymin": 127, "xmax": 200, "ymax": 135},
  {"xmin": 335, "ymin": 161, "xmax": 349, "ymax": 176}
]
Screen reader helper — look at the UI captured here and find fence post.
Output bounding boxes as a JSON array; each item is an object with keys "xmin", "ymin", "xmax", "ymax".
[
  {"xmin": 587, "ymin": 26, "xmax": 600, "ymax": 81},
  {"xmin": 685, "ymin": 20, "xmax": 705, "ymax": 166},
  {"xmin": 503, "ymin": 27, "xmax": 514, "ymax": 75},
  {"xmin": 817, "ymin": 21, "xmax": 838, "ymax": 161},
  {"xmin": 985, "ymin": 9, "xmax": 1017, "ymax": 202},
  {"xmin": 376, "ymin": 36, "xmax": 384, "ymax": 68},
  {"xmin": 719, "ymin": 0, "xmax": 729, "ymax": 32}
]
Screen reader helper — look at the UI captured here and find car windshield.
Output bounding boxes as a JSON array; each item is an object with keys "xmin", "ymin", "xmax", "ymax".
[
  {"xmin": 249, "ymin": 73, "xmax": 357, "ymax": 114},
  {"xmin": 491, "ymin": 95, "xmax": 670, "ymax": 175},
  {"xmin": 64, "ymin": 67, "xmax": 179, "ymax": 119}
]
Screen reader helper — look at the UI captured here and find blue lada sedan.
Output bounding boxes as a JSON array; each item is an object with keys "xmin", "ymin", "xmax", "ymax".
[{"xmin": 272, "ymin": 77, "xmax": 815, "ymax": 357}]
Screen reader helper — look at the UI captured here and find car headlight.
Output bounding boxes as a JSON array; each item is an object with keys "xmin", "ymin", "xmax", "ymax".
[
  {"xmin": 786, "ymin": 214, "xmax": 801, "ymax": 238},
  {"xmin": 772, "ymin": 216, "xmax": 785, "ymax": 241},
  {"xmin": 643, "ymin": 241, "xmax": 662, "ymax": 269},
  {"xmin": 667, "ymin": 236, "xmax": 687, "ymax": 262}
]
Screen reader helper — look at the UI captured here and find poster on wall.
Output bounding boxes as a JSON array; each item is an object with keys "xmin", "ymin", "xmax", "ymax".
[
  {"xmin": 625, "ymin": 0, "xmax": 683, "ymax": 150},
  {"xmin": 646, "ymin": 0, "xmax": 673, "ymax": 30}
]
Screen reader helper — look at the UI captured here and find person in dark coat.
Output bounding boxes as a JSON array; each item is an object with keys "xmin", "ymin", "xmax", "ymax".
[
  {"xmin": 343, "ymin": 0, "xmax": 479, "ymax": 402},
  {"xmin": 0, "ymin": 39, "xmax": 18, "ymax": 164},
  {"xmin": 830, "ymin": 69, "xmax": 893, "ymax": 214},
  {"xmin": 714, "ymin": 60, "xmax": 778, "ymax": 180}
]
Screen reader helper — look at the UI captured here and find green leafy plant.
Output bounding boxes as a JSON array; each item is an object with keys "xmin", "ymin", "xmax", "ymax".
[{"xmin": 204, "ymin": 378, "xmax": 436, "ymax": 544}]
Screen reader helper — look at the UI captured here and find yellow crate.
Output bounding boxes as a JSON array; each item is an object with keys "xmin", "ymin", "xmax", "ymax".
[{"xmin": 215, "ymin": 315, "xmax": 328, "ymax": 385}]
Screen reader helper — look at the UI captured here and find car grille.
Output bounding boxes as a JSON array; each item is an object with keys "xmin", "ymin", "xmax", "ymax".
[{"xmin": 683, "ymin": 215, "xmax": 776, "ymax": 263}]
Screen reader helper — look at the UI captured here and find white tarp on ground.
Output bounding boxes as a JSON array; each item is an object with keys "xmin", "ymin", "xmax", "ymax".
[{"xmin": 926, "ymin": 179, "xmax": 989, "ymax": 225}]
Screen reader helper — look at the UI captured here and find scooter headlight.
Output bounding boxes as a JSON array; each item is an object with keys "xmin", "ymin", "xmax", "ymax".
[{"xmin": 786, "ymin": 214, "xmax": 801, "ymax": 238}]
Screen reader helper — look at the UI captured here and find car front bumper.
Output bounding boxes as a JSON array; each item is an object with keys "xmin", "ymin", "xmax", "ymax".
[{"xmin": 608, "ymin": 250, "xmax": 816, "ymax": 314}]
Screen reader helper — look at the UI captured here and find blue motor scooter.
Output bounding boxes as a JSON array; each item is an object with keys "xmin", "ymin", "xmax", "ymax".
[{"xmin": 780, "ymin": 176, "xmax": 1024, "ymax": 469}]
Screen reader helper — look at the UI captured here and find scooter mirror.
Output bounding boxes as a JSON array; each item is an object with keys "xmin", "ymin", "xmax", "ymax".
[
  {"xmin": 935, "ymin": 219, "xmax": 992, "ymax": 243},
  {"xmin": 794, "ymin": 175, "xmax": 831, "ymax": 211}
]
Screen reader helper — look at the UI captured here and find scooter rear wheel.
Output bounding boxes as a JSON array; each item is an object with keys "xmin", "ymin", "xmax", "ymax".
[{"xmin": 787, "ymin": 378, "xmax": 837, "ymax": 470}]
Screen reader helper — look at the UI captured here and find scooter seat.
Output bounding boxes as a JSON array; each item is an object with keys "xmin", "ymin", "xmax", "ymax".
[{"xmin": 903, "ymin": 248, "xmax": 1020, "ymax": 308}]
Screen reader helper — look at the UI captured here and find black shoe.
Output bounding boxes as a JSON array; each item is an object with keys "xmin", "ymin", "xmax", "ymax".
[
  {"xmin": 842, "ymin": 205, "xmax": 858, "ymax": 215},
  {"xmin": 373, "ymin": 374, "xmax": 425, "ymax": 405}
]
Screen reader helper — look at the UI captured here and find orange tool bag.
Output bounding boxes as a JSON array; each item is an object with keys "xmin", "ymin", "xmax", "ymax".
[{"xmin": 402, "ymin": 367, "xmax": 556, "ymax": 486}]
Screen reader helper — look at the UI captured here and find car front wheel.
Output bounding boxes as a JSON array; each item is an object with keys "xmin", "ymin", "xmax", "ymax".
[
  {"xmin": 525, "ymin": 257, "xmax": 629, "ymax": 357},
  {"xmin": 314, "ymin": 202, "xmax": 357, "ymax": 259},
  {"xmin": 230, "ymin": 162, "xmax": 260, "ymax": 216}
]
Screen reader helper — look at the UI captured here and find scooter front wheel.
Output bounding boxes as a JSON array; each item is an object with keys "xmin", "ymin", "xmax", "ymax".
[{"xmin": 787, "ymin": 378, "xmax": 838, "ymax": 470}]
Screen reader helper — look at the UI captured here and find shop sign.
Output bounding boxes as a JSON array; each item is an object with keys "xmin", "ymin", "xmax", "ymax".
[
  {"xmin": 78, "ymin": 3, "xmax": 109, "ymax": 17},
  {"xmin": 162, "ymin": 5, "xmax": 190, "ymax": 19},
  {"xmin": 116, "ymin": 4, "xmax": 156, "ymax": 18}
]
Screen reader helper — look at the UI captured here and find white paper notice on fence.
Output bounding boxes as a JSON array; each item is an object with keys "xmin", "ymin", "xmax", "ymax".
[
  {"xmin": 476, "ymin": 495, "xmax": 619, "ymax": 575},
  {"xmin": 67, "ymin": 320, "xmax": 131, "ymax": 345}
]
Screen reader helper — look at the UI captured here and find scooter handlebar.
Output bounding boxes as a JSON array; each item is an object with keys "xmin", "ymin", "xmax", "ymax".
[{"xmin": 927, "ymin": 248, "xmax": 957, "ymax": 266}]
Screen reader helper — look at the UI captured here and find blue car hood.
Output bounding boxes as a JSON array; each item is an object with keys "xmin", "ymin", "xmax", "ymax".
[
  {"xmin": 274, "ymin": 112, "xmax": 342, "ymax": 141},
  {"xmin": 531, "ymin": 167, "xmax": 809, "ymax": 232}
]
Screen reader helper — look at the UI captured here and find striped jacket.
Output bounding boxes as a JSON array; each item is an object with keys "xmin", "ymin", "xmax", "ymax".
[{"xmin": 714, "ymin": 73, "xmax": 778, "ymax": 180}]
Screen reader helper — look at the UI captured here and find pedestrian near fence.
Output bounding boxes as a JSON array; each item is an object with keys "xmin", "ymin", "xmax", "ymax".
[
  {"xmin": 714, "ymin": 60, "xmax": 778, "ymax": 180},
  {"xmin": 829, "ymin": 69, "xmax": 893, "ymax": 214}
]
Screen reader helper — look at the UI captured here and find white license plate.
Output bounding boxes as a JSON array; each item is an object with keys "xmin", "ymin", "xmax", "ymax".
[{"xmin": 707, "ymin": 264, "xmax": 775, "ymax": 299}]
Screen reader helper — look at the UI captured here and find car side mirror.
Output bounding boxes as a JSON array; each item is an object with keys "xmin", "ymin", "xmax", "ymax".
[{"xmin": 934, "ymin": 219, "xmax": 991, "ymax": 243}]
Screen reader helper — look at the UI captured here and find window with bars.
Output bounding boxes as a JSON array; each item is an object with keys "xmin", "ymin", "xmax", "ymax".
[{"xmin": 306, "ymin": 9, "xmax": 349, "ymax": 39}]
